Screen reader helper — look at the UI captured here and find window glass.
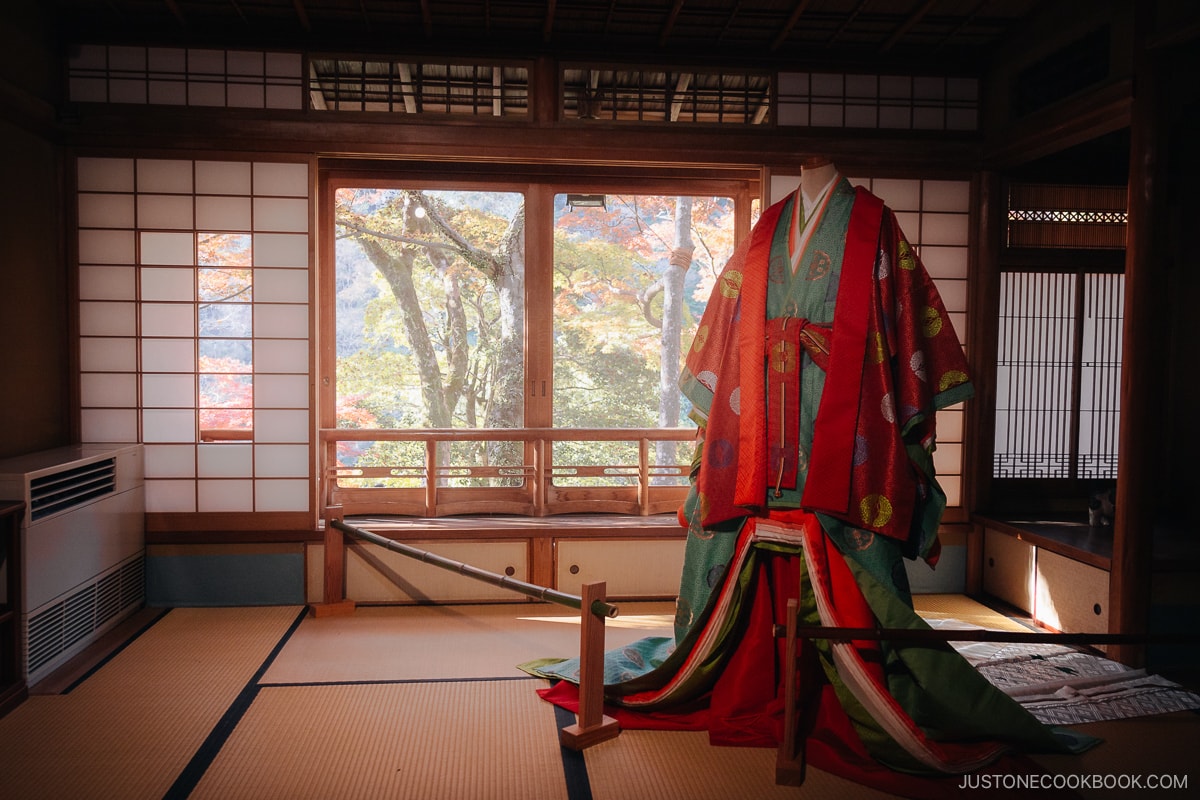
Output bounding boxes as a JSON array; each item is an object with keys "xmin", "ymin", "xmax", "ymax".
[
  {"xmin": 551, "ymin": 193, "xmax": 737, "ymax": 478},
  {"xmin": 334, "ymin": 188, "xmax": 526, "ymax": 486},
  {"xmin": 198, "ymin": 233, "xmax": 254, "ymax": 440}
]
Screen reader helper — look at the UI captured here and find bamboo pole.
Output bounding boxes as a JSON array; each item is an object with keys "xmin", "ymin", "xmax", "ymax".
[{"xmin": 330, "ymin": 518, "xmax": 619, "ymax": 618}]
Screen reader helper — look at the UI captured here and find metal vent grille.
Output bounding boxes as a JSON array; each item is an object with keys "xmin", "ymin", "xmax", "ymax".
[
  {"xmin": 29, "ymin": 458, "xmax": 117, "ymax": 521},
  {"xmin": 24, "ymin": 555, "xmax": 145, "ymax": 680}
]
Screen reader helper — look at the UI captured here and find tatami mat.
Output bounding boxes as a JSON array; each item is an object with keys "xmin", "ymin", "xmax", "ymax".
[
  {"xmin": 0, "ymin": 606, "xmax": 301, "ymax": 800},
  {"xmin": 191, "ymin": 679, "xmax": 570, "ymax": 800},
  {"xmin": 1028, "ymin": 712, "xmax": 1198, "ymax": 798},
  {"xmin": 264, "ymin": 601, "xmax": 676, "ymax": 683},
  {"xmin": 1, "ymin": 597, "xmax": 1193, "ymax": 800},
  {"xmin": 912, "ymin": 593, "xmax": 1039, "ymax": 632},
  {"xmin": 584, "ymin": 728, "xmax": 897, "ymax": 800}
]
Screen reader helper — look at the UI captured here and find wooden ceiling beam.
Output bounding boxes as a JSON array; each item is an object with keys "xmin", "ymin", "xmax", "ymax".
[
  {"xmin": 544, "ymin": 0, "xmax": 557, "ymax": 44},
  {"xmin": 718, "ymin": 1, "xmax": 743, "ymax": 43},
  {"xmin": 827, "ymin": 0, "xmax": 872, "ymax": 45},
  {"xmin": 935, "ymin": 0, "xmax": 987, "ymax": 51},
  {"xmin": 292, "ymin": 0, "xmax": 311, "ymax": 33},
  {"xmin": 881, "ymin": 0, "xmax": 938, "ymax": 53},
  {"xmin": 163, "ymin": 0, "xmax": 187, "ymax": 28},
  {"xmin": 770, "ymin": 0, "xmax": 814, "ymax": 53},
  {"xmin": 419, "ymin": 0, "xmax": 433, "ymax": 38},
  {"xmin": 660, "ymin": 0, "xmax": 686, "ymax": 48},
  {"xmin": 228, "ymin": 0, "xmax": 251, "ymax": 26}
]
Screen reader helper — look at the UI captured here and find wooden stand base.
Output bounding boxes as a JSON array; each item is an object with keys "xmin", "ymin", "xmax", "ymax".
[
  {"xmin": 560, "ymin": 714, "xmax": 621, "ymax": 749},
  {"xmin": 308, "ymin": 600, "xmax": 357, "ymax": 618}
]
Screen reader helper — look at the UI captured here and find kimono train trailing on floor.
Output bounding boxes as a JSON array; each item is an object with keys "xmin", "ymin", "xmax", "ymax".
[{"xmin": 526, "ymin": 167, "xmax": 1095, "ymax": 795}]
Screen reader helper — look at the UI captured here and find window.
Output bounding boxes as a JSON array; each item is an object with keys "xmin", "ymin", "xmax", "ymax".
[
  {"xmin": 991, "ymin": 182, "xmax": 1126, "ymax": 489},
  {"xmin": 321, "ymin": 170, "xmax": 754, "ymax": 515},
  {"xmin": 197, "ymin": 235, "xmax": 254, "ymax": 440},
  {"xmin": 76, "ymin": 157, "xmax": 312, "ymax": 516},
  {"xmin": 552, "ymin": 192, "xmax": 739, "ymax": 487},
  {"xmin": 994, "ymin": 270, "xmax": 1123, "ymax": 480}
]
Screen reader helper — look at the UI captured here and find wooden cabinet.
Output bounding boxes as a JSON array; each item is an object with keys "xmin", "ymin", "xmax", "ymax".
[
  {"xmin": 555, "ymin": 538, "xmax": 685, "ymax": 599},
  {"xmin": 1035, "ymin": 549, "xmax": 1109, "ymax": 634},
  {"xmin": 0, "ymin": 501, "xmax": 26, "ymax": 716},
  {"xmin": 982, "ymin": 528, "xmax": 1036, "ymax": 611},
  {"xmin": 981, "ymin": 524, "xmax": 1109, "ymax": 638}
]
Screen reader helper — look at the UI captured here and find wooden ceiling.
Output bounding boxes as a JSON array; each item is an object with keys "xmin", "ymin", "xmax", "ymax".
[{"xmin": 44, "ymin": 0, "xmax": 1049, "ymax": 72}]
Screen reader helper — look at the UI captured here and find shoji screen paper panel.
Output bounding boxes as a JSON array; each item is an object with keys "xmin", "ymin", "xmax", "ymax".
[{"xmin": 77, "ymin": 157, "xmax": 311, "ymax": 515}]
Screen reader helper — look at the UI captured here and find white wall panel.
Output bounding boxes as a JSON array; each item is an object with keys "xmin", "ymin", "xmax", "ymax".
[
  {"xmin": 196, "ymin": 161, "xmax": 252, "ymax": 195},
  {"xmin": 80, "ymin": 409, "xmax": 139, "ymax": 442},
  {"xmin": 137, "ymin": 195, "xmax": 194, "ymax": 229},
  {"xmin": 253, "ymin": 409, "xmax": 309, "ymax": 443},
  {"xmin": 198, "ymin": 479, "xmax": 254, "ymax": 512},
  {"xmin": 142, "ymin": 339, "xmax": 196, "ymax": 372},
  {"xmin": 79, "ymin": 194, "xmax": 136, "ymax": 228},
  {"xmin": 140, "ymin": 231, "xmax": 195, "ymax": 265},
  {"xmin": 78, "ymin": 157, "xmax": 134, "ymax": 192},
  {"xmin": 254, "ymin": 268, "xmax": 307, "ymax": 302},
  {"xmin": 137, "ymin": 159, "xmax": 193, "ymax": 193},
  {"xmin": 145, "ymin": 444, "xmax": 197, "ymax": 478},
  {"xmin": 80, "ymin": 372, "xmax": 136, "ymax": 407},
  {"xmin": 253, "ymin": 233, "xmax": 308, "ymax": 267},
  {"xmin": 141, "ymin": 303, "xmax": 195, "ymax": 336},
  {"xmin": 254, "ymin": 479, "xmax": 308, "ymax": 511},
  {"xmin": 255, "ymin": 339, "xmax": 308, "ymax": 373},
  {"xmin": 196, "ymin": 196, "xmax": 253, "ymax": 230},
  {"xmin": 255, "ymin": 444, "xmax": 309, "ymax": 478},
  {"xmin": 198, "ymin": 443, "xmax": 253, "ymax": 477},
  {"xmin": 253, "ymin": 197, "xmax": 309, "ymax": 232},
  {"xmin": 142, "ymin": 373, "xmax": 195, "ymax": 407},
  {"xmin": 79, "ymin": 301, "xmax": 136, "ymax": 336},
  {"xmin": 140, "ymin": 267, "xmax": 195, "ymax": 301},
  {"xmin": 144, "ymin": 479, "xmax": 196, "ymax": 512},
  {"xmin": 142, "ymin": 408, "xmax": 196, "ymax": 442},
  {"xmin": 80, "ymin": 338, "xmax": 137, "ymax": 372},
  {"xmin": 254, "ymin": 162, "xmax": 309, "ymax": 196},
  {"xmin": 79, "ymin": 229, "xmax": 136, "ymax": 264},
  {"xmin": 255, "ymin": 375, "xmax": 309, "ymax": 408},
  {"xmin": 79, "ymin": 266, "xmax": 136, "ymax": 300},
  {"xmin": 254, "ymin": 304, "xmax": 308, "ymax": 338}
]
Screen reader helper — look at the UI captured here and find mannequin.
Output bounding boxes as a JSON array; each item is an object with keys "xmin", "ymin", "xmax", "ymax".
[
  {"xmin": 791, "ymin": 157, "xmax": 842, "ymax": 272},
  {"xmin": 798, "ymin": 157, "xmax": 839, "ymax": 207}
]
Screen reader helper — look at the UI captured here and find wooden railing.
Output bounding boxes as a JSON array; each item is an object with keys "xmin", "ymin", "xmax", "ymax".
[{"xmin": 319, "ymin": 427, "xmax": 697, "ymax": 518}]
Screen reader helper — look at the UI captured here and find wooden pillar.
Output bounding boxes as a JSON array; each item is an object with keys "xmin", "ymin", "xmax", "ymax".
[
  {"xmin": 311, "ymin": 505, "xmax": 355, "ymax": 617},
  {"xmin": 1109, "ymin": 3, "xmax": 1165, "ymax": 667}
]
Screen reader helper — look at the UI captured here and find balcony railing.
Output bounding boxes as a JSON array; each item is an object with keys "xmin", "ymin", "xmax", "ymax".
[{"xmin": 320, "ymin": 427, "xmax": 697, "ymax": 518}]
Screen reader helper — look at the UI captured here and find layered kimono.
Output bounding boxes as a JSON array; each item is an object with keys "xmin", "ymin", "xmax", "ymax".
[{"xmin": 532, "ymin": 180, "xmax": 1092, "ymax": 791}]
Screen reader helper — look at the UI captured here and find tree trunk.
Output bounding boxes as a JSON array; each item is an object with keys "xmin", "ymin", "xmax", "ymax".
[
  {"xmin": 657, "ymin": 197, "xmax": 693, "ymax": 476},
  {"xmin": 358, "ymin": 237, "xmax": 453, "ymax": 428}
]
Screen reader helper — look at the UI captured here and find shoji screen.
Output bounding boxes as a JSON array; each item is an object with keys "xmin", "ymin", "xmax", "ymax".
[{"xmin": 76, "ymin": 157, "xmax": 311, "ymax": 515}]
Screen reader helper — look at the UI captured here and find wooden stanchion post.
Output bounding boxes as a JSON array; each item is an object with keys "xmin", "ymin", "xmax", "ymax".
[
  {"xmin": 560, "ymin": 581, "xmax": 621, "ymax": 749},
  {"xmin": 775, "ymin": 597, "xmax": 806, "ymax": 786}
]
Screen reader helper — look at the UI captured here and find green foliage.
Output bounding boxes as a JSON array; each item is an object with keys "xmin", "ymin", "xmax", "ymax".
[{"xmin": 334, "ymin": 187, "xmax": 737, "ymax": 477}]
